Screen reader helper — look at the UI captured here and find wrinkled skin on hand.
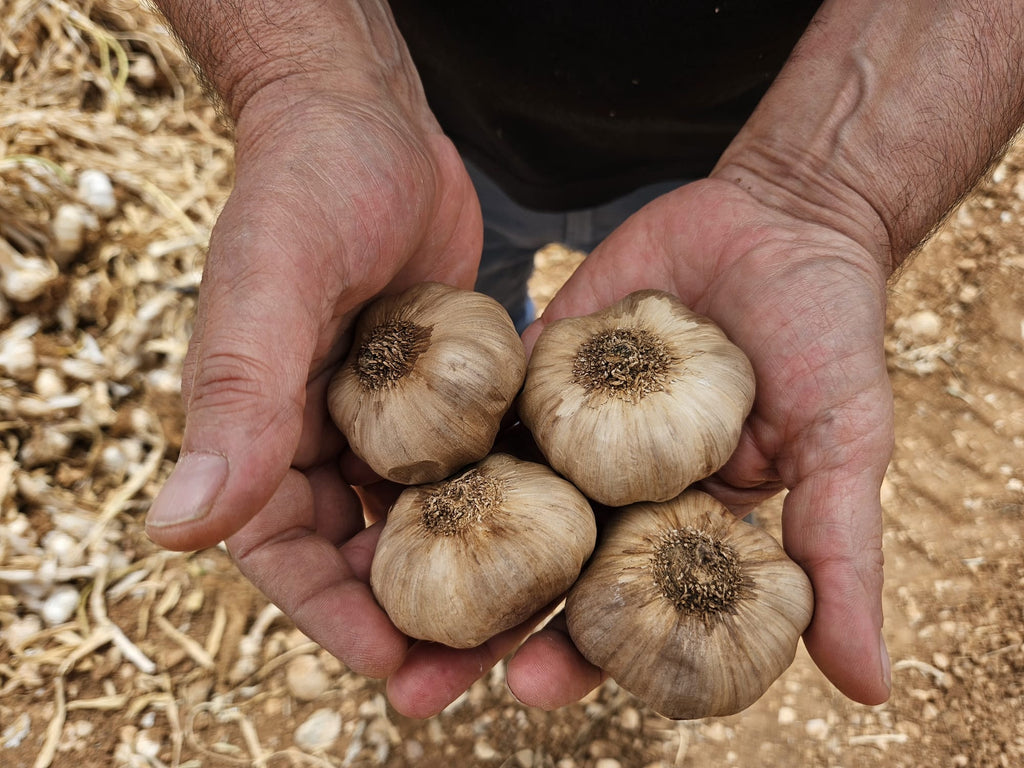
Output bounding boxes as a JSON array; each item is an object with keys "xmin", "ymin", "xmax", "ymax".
[{"xmin": 148, "ymin": 80, "xmax": 891, "ymax": 715}]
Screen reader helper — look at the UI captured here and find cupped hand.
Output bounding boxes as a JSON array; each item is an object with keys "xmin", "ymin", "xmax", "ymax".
[
  {"xmin": 142, "ymin": 79, "xmax": 534, "ymax": 715},
  {"xmin": 508, "ymin": 178, "xmax": 894, "ymax": 710}
]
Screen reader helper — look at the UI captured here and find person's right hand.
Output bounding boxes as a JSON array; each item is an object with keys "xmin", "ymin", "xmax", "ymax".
[{"xmin": 144, "ymin": 74, "xmax": 495, "ymax": 703}]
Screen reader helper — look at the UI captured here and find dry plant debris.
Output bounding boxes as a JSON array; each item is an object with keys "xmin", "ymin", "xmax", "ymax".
[{"xmin": 3, "ymin": 2, "xmax": 1024, "ymax": 767}]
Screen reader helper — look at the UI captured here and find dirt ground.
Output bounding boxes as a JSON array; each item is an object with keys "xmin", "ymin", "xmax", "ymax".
[{"xmin": 2, "ymin": 3, "xmax": 1023, "ymax": 767}]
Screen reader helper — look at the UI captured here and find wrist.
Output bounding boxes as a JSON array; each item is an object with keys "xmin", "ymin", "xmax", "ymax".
[
  {"xmin": 711, "ymin": 148, "xmax": 895, "ymax": 277},
  {"xmin": 156, "ymin": 0, "xmax": 430, "ymax": 126},
  {"xmin": 712, "ymin": 0, "xmax": 1024, "ymax": 278}
]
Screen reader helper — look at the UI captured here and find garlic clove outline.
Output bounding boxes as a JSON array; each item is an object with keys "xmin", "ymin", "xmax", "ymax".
[
  {"xmin": 370, "ymin": 453, "xmax": 597, "ymax": 649},
  {"xmin": 565, "ymin": 488, "xmax": 813, "ymax": 720},
  {"xmin": 519, "ymin": 290, "xmax": 755, "ymax": 506},
  {"xmin": 328, "ymin": 282, "xmax": 527, "ymax": 485}
]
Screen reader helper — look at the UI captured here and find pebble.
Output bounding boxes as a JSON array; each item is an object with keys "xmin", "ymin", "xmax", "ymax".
[
  {"xmin": 129, "ymin": 55, "xmax": 158, "ymax": 88},
  {"xmin": 405, "ymin": 740, "xmax": 425, "ymax": 761},
  {"xmin": 805, "ymin": 718, "xmax": 830, "ymax": 740},
  {"xmin": 294, "ymin": 708, "xmax": 342, "ymax": 752},
  {"xmin": 43, "ymin": 530, "xmax": 83, "ymax": 567},
  {"xmin": 474, "ymin": 740, "xmax": 499, "ymax": 761},
  {"xmin": 33, "ymin": 368, "xmax": 65, "ymax": 399},
  {"xmin": 619, "ymin": 706, "xmax": 641, "ymax": 731},
  {"xmin": 704, "ymin": 721, "xmax": 729, "ymax": 742},
  {"xmin": 958, "ymin": 284, "xmax": 980, "ymax": 304},
  {"xmin": 897, "ymin": 309, "xmax": 943, "ymax": 342},
  {"xmin": 20, "ymin": 426, "xmax": 74, "ymax": 467},
  {"xmin": 595, "ymin": 760, "xmax": 622, "ymax": 768},
  {"xmin": 41, "ymin": 585, "xmax": 81, "ymax": 626},
  {"xmin": 99, "ymin": 443, "xmax": 131, "ymax": 477},
  {"xmin": 286, "ymin": 654, "xmax": 331, "ymax": 701},
  {"xmin": 134, "ymin": 730, "xmax": 161, "ymax": 759},
  {"xmin": 777, "ymin": 706, "xmax": 797, "ymax": 725},
  {"xmin": 52, "ymin": 203, "xmax": 89, "ymax": 262},
  {"xmin": 0, "ymin": 253, "xmax": 57, "ymax": 303},
  {"xmin": 0, "ymin": 330, "xmax": 37, "ymax": 381}
]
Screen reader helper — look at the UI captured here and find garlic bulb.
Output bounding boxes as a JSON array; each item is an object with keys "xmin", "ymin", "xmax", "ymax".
[
  {"xmin": 0, "ymin": 238, "xmax": 59, "ymax": 303},
  {"xmin": 565, "ymin": 489, "xmax": 813, "ymax": 719},
  {"xmin": 0, "ymin": 316, "xmax": 41, "ymax": 381},
  {"xmin": 77, "ymin": 169, "xmax": 117, "ymax": 218},
  {"xmin": 371, "ymin": 453, "xmax": 596, "ymax": 648},
  {"xmin": 51, "ymin": 203, "xmax": 98, "ymax": 266},
  {"xmin": 329, "ymin": 282, "xmax": 527, "ymax": 485},
  {"xmin": 519, "ymin": 290, "xmax": 755, "ymax": 506}
]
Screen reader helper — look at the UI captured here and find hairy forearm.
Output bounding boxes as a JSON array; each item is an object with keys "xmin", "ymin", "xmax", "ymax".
[
  {"xmin": 713, "ymin": 0, "xmax": 1024, "ymax": 272},
  {"xmin": 153, "ymin": 0, "xmax": 427, "ymax": 123}
]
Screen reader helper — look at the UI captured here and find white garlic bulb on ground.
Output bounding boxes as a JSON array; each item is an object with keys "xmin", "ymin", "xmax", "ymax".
[
  {"xmin": 77, "ymin": 169, "xmax": 117, "ymax": 218},
  {"xmin": 329, "ymin": 282, "xmax": 527, "ymax": 485},
  {"xmin": 0, "ymin": 239, "xmax": 59, "ymax": 303},
  {"xmin": 51, "ymin": 203, "xmax": 98, "ymax": 266},
  {"xmin": 371, "ymin": 453, "xmax": 596, "ymax": 648},
  {"xmin": 519, "ymin": 290, "xmax": 755, "ymax": 506},
  {"xmin": 565, "ymin": 489, "xmax": 813, "ymax": 719}
]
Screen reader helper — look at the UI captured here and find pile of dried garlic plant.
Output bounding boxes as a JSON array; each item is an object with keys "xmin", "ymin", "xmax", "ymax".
[{"xmin": 0, "ymin": 1, "xmax": 248, "ymax": 765}]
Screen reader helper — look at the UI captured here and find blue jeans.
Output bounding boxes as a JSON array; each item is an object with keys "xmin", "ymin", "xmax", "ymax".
[{"xmin": 467, "ymin": 161, "xmax": 685, "ymax": 333}]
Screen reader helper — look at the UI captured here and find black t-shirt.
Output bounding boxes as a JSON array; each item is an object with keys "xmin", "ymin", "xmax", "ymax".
[{"xmin": 389, "ymin": 1, "xmax": 822, "ymax": 210}]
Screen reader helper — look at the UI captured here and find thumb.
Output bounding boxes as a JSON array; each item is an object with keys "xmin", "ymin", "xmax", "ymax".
[{"xmin": 145, "ymin": 238, "xmax": 319, "ymax": 551}]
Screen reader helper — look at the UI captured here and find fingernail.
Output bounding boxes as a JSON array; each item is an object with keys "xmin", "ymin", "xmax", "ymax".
[
  {"xmin": 146, "ymin": 452, "xmax": 228, "ymax": 528},
  {"xmin": 879, "ymin": 632, "xmax": 892, "ymax": 692}
]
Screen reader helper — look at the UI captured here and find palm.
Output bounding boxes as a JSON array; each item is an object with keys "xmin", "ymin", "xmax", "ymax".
[{"xmin": 513, "ymin": 178, "xmax": 893, "ymax": 707}]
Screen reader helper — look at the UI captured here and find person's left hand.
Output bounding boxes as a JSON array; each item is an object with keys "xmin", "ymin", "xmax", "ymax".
[{"xmin": 437, "ymin": 176, "xmax": 895, "ymax": 710}]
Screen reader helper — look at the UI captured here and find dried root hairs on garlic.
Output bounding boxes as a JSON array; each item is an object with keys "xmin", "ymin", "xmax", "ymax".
[
  {"xmin": 647, "ymin": 524, "xmax": 755, "ymax": 626},
  {"xmin": 571, "ymin": 325, "xmax": 678, "ymax": 403},
  {"xmin": 354, "ymin": 317, "xmax": 432, "ymax": 390},
  {"xmin": 418, "ymin": 466, "xmax": 504, "ymax": 535}
]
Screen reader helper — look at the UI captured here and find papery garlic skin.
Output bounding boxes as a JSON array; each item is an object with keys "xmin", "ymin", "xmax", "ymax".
[
  {"xmin": 77, "ymin": 169, "xmax": 117, "ymax": 218},
  {"xmin": 371, "ymin": 453, "xmax": 597, "ymax": 649},
  {"xmin": 328, "ymin": 282, "xmax": 527, "ymax": 485},
  {"xmin": 519, "ymin": 290, "xmax": 755, "ymax": 507},
  {"xmin": 565, "ymin": 489, "xmax": 813, "ymax": 720}
]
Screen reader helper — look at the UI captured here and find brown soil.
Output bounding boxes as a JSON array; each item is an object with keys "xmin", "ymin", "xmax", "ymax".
[{"xmin": 2, "ymin": 3, "xmax": 1023, "ymax": 767}]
